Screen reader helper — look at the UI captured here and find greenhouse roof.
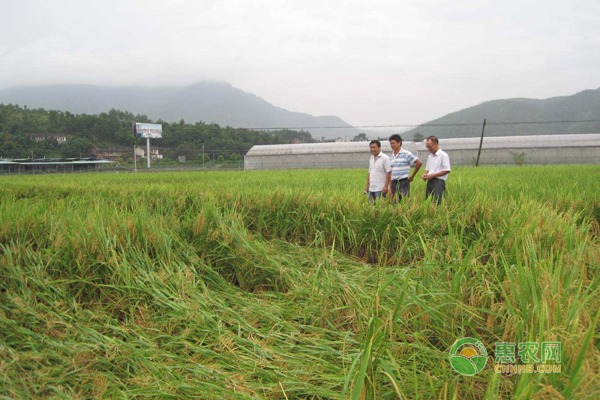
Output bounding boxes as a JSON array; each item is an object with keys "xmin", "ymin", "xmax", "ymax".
[{"xmin": 246, "ymin": 134, "xmax": 600, "ymax": 156}]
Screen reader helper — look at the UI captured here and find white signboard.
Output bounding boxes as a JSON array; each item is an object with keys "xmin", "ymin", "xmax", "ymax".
[{"xmin": 134, "ymin": 123, "xmax": 162, "ymax": 139}]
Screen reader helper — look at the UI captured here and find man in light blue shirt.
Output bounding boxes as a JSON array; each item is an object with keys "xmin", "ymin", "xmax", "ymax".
[{"xmin": 388, "ymin": 134, "xmax": 422, "ymax": 202}]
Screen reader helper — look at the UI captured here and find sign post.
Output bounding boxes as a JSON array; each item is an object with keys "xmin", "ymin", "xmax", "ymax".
[
  {"xmin": 133, "ymin": 122, "xmax": 162, "ymax": 169},
  {"xmin": 147, "ymin": 138, "xmax": 151, "ymax": 169}
]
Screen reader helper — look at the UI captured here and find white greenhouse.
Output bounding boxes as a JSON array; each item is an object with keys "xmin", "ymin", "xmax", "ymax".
[{"xmin": 244, "ymin": 134, "xmax": 600, "ymax": 170}]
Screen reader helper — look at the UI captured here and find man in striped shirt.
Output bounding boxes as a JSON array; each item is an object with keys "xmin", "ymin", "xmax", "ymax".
[{"xmin": 388, "ymin": 134, "xmax": 422, "ymax": 202}]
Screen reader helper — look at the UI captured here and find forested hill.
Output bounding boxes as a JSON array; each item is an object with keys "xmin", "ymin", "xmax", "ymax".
[
  {"xmin": 405, "ymin": 88, "xmax": 600, "ymax": 139},
  {"xmin": 0, "ymin": 104, "xmax": 313, "ymax": 160},
  {"xmin": 0, "ymin": 82, "xmax": 357, "ymax": 140}
]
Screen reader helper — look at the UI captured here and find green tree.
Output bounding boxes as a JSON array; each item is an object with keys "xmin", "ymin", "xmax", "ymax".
[
  {"xmin": 197, "ymin": 153, "xmax": 210, "ymax": 163},
  {"xmin": 413, "ymin": 132, "xmax": 424, "ymax": 142},
  {"xmin": 61, "ymin": 137, "xmax": 94, "ymax": 158},
  {"xmin": 115, "ymin": 130, "xmax": 133, "ymax": 145},
  {"xmin": 353, "ymin": 133, "xmax": 368, "ymax": 141}
]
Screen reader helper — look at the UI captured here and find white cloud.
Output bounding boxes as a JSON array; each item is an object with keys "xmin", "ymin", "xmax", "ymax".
[{"xmin": 1, "ymin": 0, "xmax": 599, "ymax": 124}]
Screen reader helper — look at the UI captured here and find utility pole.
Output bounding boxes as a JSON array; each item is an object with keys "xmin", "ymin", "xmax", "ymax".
[
  {"xmin": 147, "ymin": 138, "xmax": 151, "ymax": 169},
  {"xmin": 476, "ymin": 118, "xmax": 487, "ymax": 167}
]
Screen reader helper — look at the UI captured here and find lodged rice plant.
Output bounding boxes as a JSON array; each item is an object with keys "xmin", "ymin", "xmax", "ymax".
[{"xmin": 0, "ymin": 165, "xmax": 599, "ymax": 399}]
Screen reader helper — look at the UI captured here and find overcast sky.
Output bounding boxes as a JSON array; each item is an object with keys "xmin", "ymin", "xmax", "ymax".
[{"xmin": 2, "ymin": 0, "xmax": 599, "ymax": 125}]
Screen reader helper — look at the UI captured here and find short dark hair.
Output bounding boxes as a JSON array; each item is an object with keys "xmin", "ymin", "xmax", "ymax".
[
  {"xmin": 369, "ymin": 140, "xmax": 381, "ymax": 148},
  {"xmin": 426, "ymin": 136, "xmax": 439, "ymax": 144},
  {"xmin": 389, "ymin": 134, "xmax": 402, "ymax": 143}
]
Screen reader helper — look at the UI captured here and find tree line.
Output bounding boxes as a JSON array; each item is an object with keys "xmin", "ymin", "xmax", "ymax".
[{"xmin": 0, "ymin": 104, "xmax": 315, "ymax": 160}]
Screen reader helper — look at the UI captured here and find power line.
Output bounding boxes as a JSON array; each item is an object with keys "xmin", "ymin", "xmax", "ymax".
[
  {"xmin": 488, "ymin": 119, "xmax": 600, "ymax": 126},
  {"xmin": 247, "ymin": 119, "xmax": 600, "ymax": 130}
]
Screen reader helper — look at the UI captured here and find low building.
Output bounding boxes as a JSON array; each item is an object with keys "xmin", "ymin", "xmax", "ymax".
[
  {"xmin": 29, "ymin": 133, "xmax": 68, "ymax": 143},
  {"xmin": 96, "ymin": 147, "xmax": 162, "ymax": 161},
  {"xmin": 146, "ymin": 148, "xmax": 163, "ymax": 160},
  {"xmin": 0, "ymin": 158, "xmax": 117, "ymax": 174},
  {"xmin": 96, "ymin": 148, "xmax": 129, "ymax": 161},
  {"xmin": 96, "ymin": 147, "xmax": 145, "ymax": 161}
]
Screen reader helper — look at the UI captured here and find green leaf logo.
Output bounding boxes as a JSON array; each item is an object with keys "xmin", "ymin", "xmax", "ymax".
[{"xmin": 449, "ymin": 337, "xmax": 488, "ymax": 375}]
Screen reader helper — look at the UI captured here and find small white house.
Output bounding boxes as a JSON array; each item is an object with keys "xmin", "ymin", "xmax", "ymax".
[
  {"xmin": 29, "ymin": 133, "xmax": 68, "ymax": 144},
  {"xmin": 145, "ymin": 149, "xmax": 163, "ymax": 160}
]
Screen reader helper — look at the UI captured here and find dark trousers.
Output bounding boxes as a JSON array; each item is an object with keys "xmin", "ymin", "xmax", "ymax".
[
  {"xmin": 425, "ymin": 178, "xmax": 446, "ymax": 206},
  {"xmin": 368, "ymin": 190, "xmax": 386, "ymax": 202},
  {"xmin": 390, "ymin": 178, "xmax": 410, "ymax": 202}
]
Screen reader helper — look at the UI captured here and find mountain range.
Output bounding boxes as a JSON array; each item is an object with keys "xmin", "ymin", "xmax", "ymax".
[
  {"xmin": 1, "ymin": 82, "xmax": 599, "ymax": 140},
  {"xmin": 404, "ymin": 87, "xmax": 600, "ymax": 139},
  {"xmin": 0, "ymin": 82, "xmax": 357, "ymax": 140}
]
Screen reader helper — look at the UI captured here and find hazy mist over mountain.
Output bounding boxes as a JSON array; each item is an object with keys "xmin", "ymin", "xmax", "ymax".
[
  {"xmin": 0, "ymin": 82, "xmax": 358, "ymax": 140},
  {"xmin": 404, "ymin": 88, "xmax": 600, "ymax": 140},
  {"xmin": 3, "ymin": 1, "xmax": 600, "ymax": 128},
  {"xmin": 2, "ymin": 83, "xmax": 600, "ymax": 141}
]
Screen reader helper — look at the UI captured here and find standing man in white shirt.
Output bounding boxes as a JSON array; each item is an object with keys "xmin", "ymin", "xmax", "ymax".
[
  {"xmin": 422, "ymin": 136, "xmax": 451, "ymax": 206},
  {"xmin": 388, "ymin": 134, "xmax": 422, "ymax": 203},
  {"xmin": 364, "ymin": 140, "xmax": 392, "ymax": 202}
]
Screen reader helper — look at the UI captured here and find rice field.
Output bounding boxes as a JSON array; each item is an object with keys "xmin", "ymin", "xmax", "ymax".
[{"xmin": 1, "ymin": 165, "xmax": 599, "ymax": 399}]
